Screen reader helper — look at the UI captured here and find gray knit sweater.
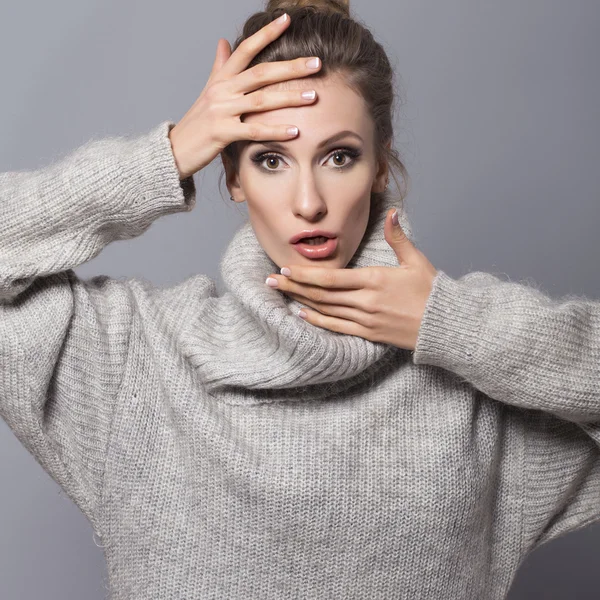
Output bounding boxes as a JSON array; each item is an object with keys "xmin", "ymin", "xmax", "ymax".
[{"xmin": 1, "ymin": 120, "xmax": 599, "ymax": 599}]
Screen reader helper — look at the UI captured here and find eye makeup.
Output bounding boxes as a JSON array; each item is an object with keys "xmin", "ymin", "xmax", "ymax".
[{"xmin": 249, "ymin": 146, "xmax": 363, "ymax": 174}]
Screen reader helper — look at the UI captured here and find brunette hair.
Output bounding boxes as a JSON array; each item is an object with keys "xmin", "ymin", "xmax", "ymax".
[{"xmin": 220, "ymin": 0, "xmax": 410, "ymax": 212}]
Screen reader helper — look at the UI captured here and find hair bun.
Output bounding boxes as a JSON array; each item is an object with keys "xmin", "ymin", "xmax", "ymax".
[{"xmin": 265, "ymin": 0, "xmax": 350, "ymax": 17}]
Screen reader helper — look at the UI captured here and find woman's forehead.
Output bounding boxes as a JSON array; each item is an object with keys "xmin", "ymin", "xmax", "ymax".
[{"xmin": 243, "ymin": 79, "xmax": 371, "ymax": 130}]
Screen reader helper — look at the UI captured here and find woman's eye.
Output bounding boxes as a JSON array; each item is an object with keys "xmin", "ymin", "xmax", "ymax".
[
  {"xmin": 264, "ymin": 156, "xmax": 281, "ymax": 170},
  {"xmin": 330, "ymin": 151, "xmax": 350, "ymax": 167},
  {"xmin": 251, "ymin": 148, "xmax": 361, "ymax": 172}
]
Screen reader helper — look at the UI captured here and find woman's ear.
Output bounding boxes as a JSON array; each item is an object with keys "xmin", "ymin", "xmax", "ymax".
[
  {"xmin": 372, "ymin": 141, "xmax": 391, "ymax": 194},
  {"xmin": 221, "ymin": 151, "xmax": 244, "ymax": 202}
]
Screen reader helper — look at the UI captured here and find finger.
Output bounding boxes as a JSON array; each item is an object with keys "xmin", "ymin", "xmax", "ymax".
[
  {"xmin": 282, "ymin": 280, "xmax": 363, "ymax": 309},
  {"xmin": 279, "ymin": 265, "xmax": 371, "ymax": 290},
  {"xmin": 218, "ymin": 13, "xmax": 291, "ymax": 80},
  {"xmin": 236, "ymin": 122, "xmax": 300, "ymax": 143},
  {"xmin": 209, "ymin": 39, "xmax": 222, "ymax": 79},
  {"xmin": 210, "ymin": 38, "xmax": 232, "ymax": 80},
  {"xmin": 286, "ymin": 291, "xmax": 374, "ymax": 328},
  {"xmin": 234, "ymin": 88, "xmax": 317, "ymax": 116},
  {"xmin": 231, "ymin": 57, "xmax": 321, "ymax": 96},
  {"xmin": 384, "ymin": 207, "xmax": 421, "ymax": 265},
  {"xmin": 297, "ymin": 305, "xmax": 372, "ymax": 340}
]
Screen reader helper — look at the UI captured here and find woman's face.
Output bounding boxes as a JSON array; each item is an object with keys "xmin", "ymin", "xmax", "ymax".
[{"xmin": 223, "ymin": 74, "xmax": 388, "ymax": 270}]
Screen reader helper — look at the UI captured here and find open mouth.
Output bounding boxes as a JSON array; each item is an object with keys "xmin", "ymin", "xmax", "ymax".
[
  {"xmin": 292, "ymin": 236, "xmax": 338, "ymax": 258},
  {"xmin": 296, "ymin": 236, "xmax": 330, "ymax": 246}
]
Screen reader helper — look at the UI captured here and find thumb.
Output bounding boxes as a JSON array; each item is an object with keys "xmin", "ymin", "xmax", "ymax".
[
  {"xmin": 384, "ymin": 207, "xmax": 419, "ymax": 265},
  {"xmin": 209, "ymin": 38, "xmax": 232, "ymax": 80}
]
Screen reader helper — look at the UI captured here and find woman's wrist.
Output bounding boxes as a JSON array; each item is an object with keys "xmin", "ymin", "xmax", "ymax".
[{"xmin": 168, "ymin": 125, "xmax": 193, "ymax": 181}]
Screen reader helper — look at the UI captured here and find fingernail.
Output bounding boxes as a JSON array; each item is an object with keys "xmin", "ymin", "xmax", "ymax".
[
  {"xmin": 280, "ymin": 267, "xmax": 292, "ymax": 276},
  {"xmin": 391, "ymin": 209, "xmax": 399, "ymax": 226},
  {"xmin": 265, "ymin": 277, "xmax": 278, "ymax": 288},
  {"xmin": 298, "ymin": 310, "xmax": 307, "ymax": 319},
  {"xmin": 276, "ymin": 13, "xmax": 288, "ymax": 24},
  {"xmin": 306, "ymin": 57, "xmax": 321, "ymax": 69}
]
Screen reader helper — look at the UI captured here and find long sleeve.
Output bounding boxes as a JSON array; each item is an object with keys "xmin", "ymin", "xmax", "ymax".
[
  {"xmin": 412, "ymin": 270, "xmax": 600, "ymax": 548},
  {"xmin": 0, "ymin": 120, "xmax": 196, "ymax": 533}
]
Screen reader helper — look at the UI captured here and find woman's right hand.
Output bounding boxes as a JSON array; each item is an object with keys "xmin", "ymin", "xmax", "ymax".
[{"xmin": 168, "ymin": 13, "xmax": 322, "ymax": 180}]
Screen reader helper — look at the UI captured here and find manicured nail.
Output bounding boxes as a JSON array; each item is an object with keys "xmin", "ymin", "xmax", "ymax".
[
  {"xmin": 280, "ymin": 267, "xmax": 292, "ymax": 276},
  {"xmin": 265, "ymin": 277, "xmax": 278, "ymax": 288},
  {"xmin": 298, "ymin": 310, "xmax": 307, "ymax": 319},
  {"xmin": 276, "ymin": 13, "xmax": 288, "ymax": 24},
  {"xmin": 391, "ymin": 209, "xmax": 399, "ymax": 226},
  {"xmin": 306, "ymin": 57, "xmax": 321, "ymax": 69}
]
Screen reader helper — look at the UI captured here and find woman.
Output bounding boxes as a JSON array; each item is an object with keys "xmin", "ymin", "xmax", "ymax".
[{"xmin": 1, "ymin": 1, "xmax": 599, "ymax": 598}]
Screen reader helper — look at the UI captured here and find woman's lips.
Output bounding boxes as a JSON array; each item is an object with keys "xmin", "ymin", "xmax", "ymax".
[{"xmin": 292, "ymin": 237, "xmax": 338, "ymax": 258}]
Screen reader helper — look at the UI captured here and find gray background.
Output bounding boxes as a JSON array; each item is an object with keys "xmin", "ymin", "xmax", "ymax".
[{"xmin": 1, "ymin": 0, "xmax": 599, "ymax": 597}]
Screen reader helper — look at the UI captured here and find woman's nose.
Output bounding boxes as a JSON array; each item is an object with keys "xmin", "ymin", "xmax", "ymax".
[{"xmin": 291, "ymin": 178, "xmax": 328, "ymax": 221}]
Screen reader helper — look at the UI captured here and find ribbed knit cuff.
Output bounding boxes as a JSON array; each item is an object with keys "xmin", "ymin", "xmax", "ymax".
[
  {"xmin": 117, "ymin": 121, "xmax": 196, "ymax": 223},
  {"xmin": 412, "ymin": 270, "xmax": 487, "ymax": 373}
]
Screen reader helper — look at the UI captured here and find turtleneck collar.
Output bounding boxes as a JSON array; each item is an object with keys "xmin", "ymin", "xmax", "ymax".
[{"xmin": 183, "ymin": 192, "xmax": 414, "ymax": 405}]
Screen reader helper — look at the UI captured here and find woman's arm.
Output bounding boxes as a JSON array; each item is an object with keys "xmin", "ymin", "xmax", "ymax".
[
  {"xmin": 0, "ymin": 120, "xmax": 195, "ymax": 533},
  {"xmin": 1, "ymin": 121, "xmax": 195, "ymax": 302},
  {"xmin": 412, "ymin": 270, "xmax": 599, "ymax": 425},
  {"xmin": 413, "ymin": 270, "xmax": 600, "ymax": 547}
]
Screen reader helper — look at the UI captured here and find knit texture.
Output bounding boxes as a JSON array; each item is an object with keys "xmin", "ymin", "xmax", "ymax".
[{"xmin": 1, "ymin": 120, "xmax": 599, "ymax": 599}]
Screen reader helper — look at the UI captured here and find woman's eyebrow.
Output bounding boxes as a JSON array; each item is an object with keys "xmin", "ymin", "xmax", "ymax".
[{"xmin": 247, "ymin": 130, "xmax": 364, "ymax": 151}]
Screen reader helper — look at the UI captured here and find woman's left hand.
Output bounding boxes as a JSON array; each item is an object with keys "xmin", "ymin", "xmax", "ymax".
[{"xmin": 265, "ymin": 207, "xmax": 439, "ymax": 351}]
